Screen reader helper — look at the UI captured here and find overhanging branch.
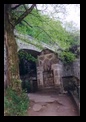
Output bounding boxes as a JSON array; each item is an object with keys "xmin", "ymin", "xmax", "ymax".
[
  {"xmin": 14, "ymin": 4, "xmax": 36, "ymax": 26},
  {"xmin": 23, "ymin": 20, "xmax": 33, "ymax": 28},
  {"xmin": 33, "ymin": 26, "xmax": 52, "ymax": 40},
  {"xmin": 23, "ymin": 4, "xmax": 28, "ymax": 11},
  {"xmin": 11, "ymin": 4, "xmax": 23, "ymax": 10}
]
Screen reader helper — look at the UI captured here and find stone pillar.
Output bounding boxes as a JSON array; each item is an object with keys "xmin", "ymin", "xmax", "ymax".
[
  {"xmin": 37, "ymin": 66, "xmax": 44, "ymax": 89},
  {"xmin": 51, "ymin": 64, "xmax": 61, "ymax": 85},
  {"xmin": 51, "ymin": 63, "xmax": 63, "ymax": 92}
]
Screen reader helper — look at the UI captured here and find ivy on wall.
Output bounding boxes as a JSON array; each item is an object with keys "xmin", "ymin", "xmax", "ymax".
[{"xmin": 18, "ymin": 50, "xmax": 37, "ymax": 62}]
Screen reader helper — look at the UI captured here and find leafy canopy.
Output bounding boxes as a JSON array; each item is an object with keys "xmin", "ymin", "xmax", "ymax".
[{"xmin": 15, "ymin": 7, "xmax": 80, "ymax": 62}]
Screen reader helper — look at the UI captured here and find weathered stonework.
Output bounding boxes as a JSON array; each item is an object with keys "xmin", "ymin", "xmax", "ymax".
[
  {"xmin": 62, "ymin": 59, "xmax": 80, "ymax": 84},
  {"xmin": 62, "ymin": 58, "xmax": 80, "ymax": 99},
  {"xmin": 37, "ymin": 49, "xmax": 63, "ymax": 92},
  {"xmin": 72, "ymin": 59, "xmax": 80, "ymax": 80},
  {"xmin": 36, "ymin": 48, "xmax": 80, "ymax": 95}
]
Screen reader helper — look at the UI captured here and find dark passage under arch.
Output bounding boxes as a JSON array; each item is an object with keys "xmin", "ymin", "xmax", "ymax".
[{"xmin": 18, "ymin": 49, "xmax": 40, "ymax": 93}]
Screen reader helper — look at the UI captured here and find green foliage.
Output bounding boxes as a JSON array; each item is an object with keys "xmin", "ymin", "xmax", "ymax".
[
  {"xmin": 60, "ymin": 51, "xmax": 76, "ymax": 63},
  {"xmin": 4, "ymin": 87, "xmax": 29, "ymax": 116},
  {"xmin": 64, "ymin": 21, "xmax": 80, "ymax": 46},
  {"xmin": 22, "ymin": 80, "xmax": 31, "ymax": 93},
  {"xmin": 18, "ymin": 50, "xmax": 37, "ymax": 62},
  {"xmin": 15, "ymin": 7, "xmax": 80, "ymax": 63},
  {"xmin": 15, "ymin": 9, "xmax": 69, "ymax": 47}
]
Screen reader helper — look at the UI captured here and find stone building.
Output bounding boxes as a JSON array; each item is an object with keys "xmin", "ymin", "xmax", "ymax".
[
  {"xmin": 36, "ymin": 48, "xmax": 80, "ymax": 97},
  {"xmin": 36, "ymin": 49, "xmax": 63, "ymax": 92}
]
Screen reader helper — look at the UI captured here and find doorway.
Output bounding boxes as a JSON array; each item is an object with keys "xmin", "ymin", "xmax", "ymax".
[{"xmin": 43, "ymin": 70, "xmax": 54, "ymax": 87}]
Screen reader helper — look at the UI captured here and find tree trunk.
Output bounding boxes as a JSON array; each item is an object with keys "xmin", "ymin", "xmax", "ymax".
[{"xmin": 4, "ymin": 4, "xmax": 21, "ymax": 92}]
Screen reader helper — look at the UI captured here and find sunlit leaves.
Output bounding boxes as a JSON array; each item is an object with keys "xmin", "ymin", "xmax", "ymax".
[
  {"xmin": 60, "ymin": 51, "xmax": 76, "ymax": 63},
  {"xmin": 15, "ymin": 6, "xmax": 80, "ymax": 63}
]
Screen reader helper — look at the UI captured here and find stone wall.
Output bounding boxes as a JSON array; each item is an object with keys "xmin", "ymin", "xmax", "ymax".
[
  {"xmin": 62, "ymin": 58, "xmax": 80, "ymax": 82},
  {"xmin": 72, "ymin": 58, "xmax": 80, "ymax": 80},
  {"xmin": 62, "ymin": 58, "xmax": 80, "ymax": 99},
  {"xmin": 72, "ymin": 59, "xmax": 80, "ymax": 99},
  {"xmin": 62, "ymin": 63, "xmax": 73, "ymax": 77}
]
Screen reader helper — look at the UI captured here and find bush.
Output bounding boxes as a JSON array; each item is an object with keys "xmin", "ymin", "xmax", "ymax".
[
  {"xmin": 60, "ymin": 51, "xmax": 76, "ymax": 63},
  {"xmin": 4, "ymin": 88, "xmax": 29, "ymax": 116},
  {"xmin": 22, "ymin": 80, "xmax": 31, "ymax": 93}
]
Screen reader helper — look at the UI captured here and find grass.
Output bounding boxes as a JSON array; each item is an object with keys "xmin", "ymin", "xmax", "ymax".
[{"xmin": 4, "ymin": 87, "xmax": 29, "ymax": 116}]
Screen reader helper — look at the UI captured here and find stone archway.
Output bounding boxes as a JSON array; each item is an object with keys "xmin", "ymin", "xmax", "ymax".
[{"xmin": 18, "ymin": 49, "xmax": 40, "ymax": 93}]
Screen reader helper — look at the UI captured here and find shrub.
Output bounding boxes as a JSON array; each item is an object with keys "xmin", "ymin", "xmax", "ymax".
[
  {"xmin": 21, "ymin": 80, "xmax": 31, "ymax": 93},
  {"xmin": 4, "ymin": 87, "xmax": 29, "ymax": 116},
  {"xmin": 60, "ymin": 51, "xmax": 76, "ymax": 63}
]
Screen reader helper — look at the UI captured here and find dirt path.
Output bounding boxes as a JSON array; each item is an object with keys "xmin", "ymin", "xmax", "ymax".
[{"xmin": 27, "ymin": 92, "xmax": 79, "ymax": 116}]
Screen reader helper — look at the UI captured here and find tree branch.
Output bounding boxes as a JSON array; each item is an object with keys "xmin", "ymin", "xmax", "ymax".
[
  {"xmin": 33, "ymin": 26, "xmax": 52, "ymax": 40},
  {"xmin": 23, "ymin": 20, "xmax": 33, "ymax": 28},
  {"xmin": 14, "ymin": 4, "xmax": 36, "ymax": 26},
  {"xmin": 35, "ymin": 30, "xmax": 43, "ymax": 38},
  {"xmin": 23, "ymin": 4, "xmax": 28, "ymax": 11},
  {"xmin": 12, "ymin": 13, "xmax": 33, "ymax": 28},
  {"xmin": 11, "ymin": 4, "xmax": 23, "ymax": 10}
]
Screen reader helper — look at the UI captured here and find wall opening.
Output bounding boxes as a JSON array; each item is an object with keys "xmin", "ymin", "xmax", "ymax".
[
  {"xmin": 18, "ymin": 49, "xmax": 40, "ymax": 93},
  {"xmin": 43, "ymin": 70, "xmax": 54, "ymax": 87}
]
